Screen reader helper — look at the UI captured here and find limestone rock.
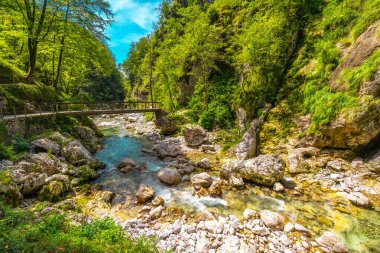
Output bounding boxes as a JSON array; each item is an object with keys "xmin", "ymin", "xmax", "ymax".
[
  {"xmin": 38, "ymin": 180, "xmax": 67, "ymax": 202},
  {"xmin": 287, "ymin": 147, "xmax": 320, "ymax": 174},
  {"xmin": 201, "ymin": 145, "xmax": 216, "ymax": 152},
  {"xmin": 347, "ymin": 192, "xmax": 371, "ymax": 207},
  {"xmin": 158, "ymin": 167, "xmax": 182, "ymax": 185},
  {"xmin": 242, "ymin": 154, "xmax": 285, "ymax": 186},
  {"xmin": 191, "ymin": 172, "xmax": 214, "ymax": 189},
  {"xmin": 31, "ymin": 138, "xmax": 61, "ymax": 155},
  {"xmin": 74, "ymin": 165, "xmax": 99, "ymax": 182},
  {"xmin": 153, "ymin": 138, "xmax": 183, "ymax": 159},
  {"xmin": 236, "ymin": 119, "xmax": 260, "ymax": 160},
  {"xmin": 273, "ymin": 182, "xmax": 285, "ymax": 192},
  {"xmin": 152, "ymin": 195, "xmax": 165, "ymax": 206},
  {"xmin": 316, "ymin": 232, "xmax": 349, "ymax": 253},
  {"xmin": 208, "ymin": 180, "xmax": 223, "ymax": 198},
  {"xmin": 259, "ymin": 210, "xmax": 285, "ymax": 231},
  {"xmin": 182, "ymin": 124, "xmax": 208, "ymax": 147},
  {"xmin": 63, "ymin": 140, "xmax": 92, "ymax": 165},
  {"xmin": 117, "ymin": 158, "xmax": 146, "ymax": 173},
  {"xmin": 220, "ymin": 160, "xmax": 242, "ymax": 180},
  {"xmin": 21, "ymin": 173, "xmax": 48, "ymax": 195},
  {"xmin": 28, "ymin": 153, "xmax": 69, "ymax": 175},
  {"xmin": 197, "ymin": 158, "xmax": 211, "ymax": 169},
  {"xmin": 281, "ymin": 177, "xmax": 297, "ymax": 189},
  {"xmin": 136, "ymin": 184, "xmax": 155, "ymax": 204},
  {"xmin": 196, "ymin": 237, "xmax": 210, "ymax": 253},
  {"xmin": 149, "ymin": 205, "xmax": 163, "ymax": 220},
  {"xmin": 74, "ymin": 126, "xmax": 100, "ymax": 152},
  {"xmin": 243, "ymin": 209, "xmax": 257, "ymax": 220},
  {"xmin": 0, "ymin": 181, "xmax": 23, "ymax": 206}
]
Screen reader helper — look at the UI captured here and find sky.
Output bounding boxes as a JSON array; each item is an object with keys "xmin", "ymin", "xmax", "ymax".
[{"xmin": 107, "ymin": 0, "xmax": 162, "ymax": 65}]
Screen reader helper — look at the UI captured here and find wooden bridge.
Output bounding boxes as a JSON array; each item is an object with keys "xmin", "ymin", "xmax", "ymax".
[{"xmin": 0, "ymin": 102, "xmax": 163, "ymax": 121}]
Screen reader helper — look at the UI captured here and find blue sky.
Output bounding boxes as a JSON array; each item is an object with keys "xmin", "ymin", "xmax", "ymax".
[{"xmin": 107, "ymin": 0, "xmax": 162, "ymax": 64}]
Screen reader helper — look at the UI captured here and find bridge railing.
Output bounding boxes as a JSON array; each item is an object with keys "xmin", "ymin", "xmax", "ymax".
[{"xmin": 0, "ymin": 101, "xmax": 162, "ymax": 119}]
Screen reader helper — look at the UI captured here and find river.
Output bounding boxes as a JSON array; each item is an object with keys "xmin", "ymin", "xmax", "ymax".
[{"xmin": 93, "ymin": 115, "xmax": 380, "ymax": 253}]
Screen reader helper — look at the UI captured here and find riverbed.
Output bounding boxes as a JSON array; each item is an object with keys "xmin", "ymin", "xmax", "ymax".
[{"xmin": 92, "ymin": 114, "xmax": 380, "ymax": 253}]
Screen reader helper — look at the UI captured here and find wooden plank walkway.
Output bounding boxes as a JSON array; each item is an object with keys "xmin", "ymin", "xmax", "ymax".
[{"xmin": 1, "ymin": 102, "xmax": 162, "ymax": 121}]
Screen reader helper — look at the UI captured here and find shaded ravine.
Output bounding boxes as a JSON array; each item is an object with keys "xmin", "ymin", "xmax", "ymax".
[{"xmin": 93, "ymin": 116, "xmax": 380, "ymax": 253}]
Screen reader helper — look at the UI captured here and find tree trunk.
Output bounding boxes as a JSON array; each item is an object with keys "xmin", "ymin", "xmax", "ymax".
[
  {"xmin": 54, "ymin": 0, "xmax": 70, "ymax": 89},
  {"xmin": 54, "ymin": 36, "xmax": 65, "ymax": 89},
  {"xmin": 26, "ymin": 39, "xmax": 38, "ymax": 83}
]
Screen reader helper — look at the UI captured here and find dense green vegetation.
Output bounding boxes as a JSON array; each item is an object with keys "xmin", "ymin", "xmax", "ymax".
[
  {"xmin": 0, "ymin": 202, "xmax": 162, "ymax": 253},
  {"xmin": 123, "ymin": 0, "xmax": 380, "ymax": 132},
  {"xmin": 0, "ymin": 0, "xmax": 125, "ymax": 102}
]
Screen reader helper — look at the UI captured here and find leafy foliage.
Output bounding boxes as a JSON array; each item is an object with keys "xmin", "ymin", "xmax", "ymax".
[
  {"xmin": 0, "ymin": 0, "xmax": 125, "ymax": 102},
  {"xmin": 0, "ymin": 203, "xmax": 163, "ymax": 253}
]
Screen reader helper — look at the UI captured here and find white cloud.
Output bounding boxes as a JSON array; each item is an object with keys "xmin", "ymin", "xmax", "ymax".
[{"xmin": 108, "ymin": 0, "xmax": 160, "ymax": 30}]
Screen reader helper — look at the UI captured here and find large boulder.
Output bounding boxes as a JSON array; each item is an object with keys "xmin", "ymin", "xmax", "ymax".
[
  {"xmin": 312, "ymin": 103, "xmax": 380, "ymax": 152},
  {"xmin": 287, "ymin": 147, "xmax": 320, "ymax": 174},
  {"xmin": 316, "ymin": 232, "xmax": 349, "ymax": 253},
  {"xmin": 74, "ymin": 126, "xmax": 100, "ymax": 152},
  {"xmin": 197, "ymin": 158, "xmax": 211, "ymax": 169},
  {"xmin": 28, "ymin": 153, "xmax": 69, "ymax": 175},
  {"xmin": 191, "ymin": 172, "xmax": 214, "ymax": 189},
  {"xmin": 21, "ymin": 173, "xmax": 48, "ymax": 195},
  {"xmin": 153, "ymin": 138, "xmax": 183, "ymax": 159},
  {"xmin": 182, "ymin": 124, "xmax": 208, "ymax": 147},
  {"xmin": 241, "ymin": 154, "xmax": 285, "ymax": 186},
  {"xmin": 31, "ymin": 138, "xmax": 61, "ymax": 155},
  {"xmin": 219, "ymin": 160, "xmax": 242, "ymax": 180},
  {"xmin": 259, "ymin": 210, "xmax": 285, "ymax": 231},
  {"xmin": 117, "ymin": 158, "xmax": 146, "ymax": 173},
  {"xmin": 136, "ymin": 184, "xmax": 155, "ymax": 204},
  {"xmin": 236, "ymin": 119, "xmax": 261, "ymax": 160},
  {"xmin": 63, "ymin": 140, "xmax": 92, "ymax": 165},
  {"xmin": 73, "ymin": 165, "xmax": 99, "ymax": 182},
  {"xmin": 157, "ymin": 167, "xmax": 182, "ymax": 185},
  {"xmin": 0, "ymin": 171, "xmax": 23, "ymax": 206},
  {"xmin": 347, "ymin": 192, "xmax": 371, "ymax": 208},
  {"xmin": 38, "ymin": 180, "xmax": 68, "ymax": 202}
]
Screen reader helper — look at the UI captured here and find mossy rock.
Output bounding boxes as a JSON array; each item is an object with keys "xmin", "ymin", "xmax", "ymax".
[
  {"xmin": 0, "ymin": 170, "xmax": 23, "ymax": 206},
  {"xmin": 75, "ymin": 165, "xmax": 99, "ymax": 182},
  {"xmin": 38, "ymin": 181, "xmax": 66, "ymax": 202}
]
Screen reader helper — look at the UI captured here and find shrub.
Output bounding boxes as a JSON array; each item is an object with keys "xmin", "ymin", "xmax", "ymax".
[{"xmin": 0, "ymin": 202, "xmax": 164, "ymax": 253}]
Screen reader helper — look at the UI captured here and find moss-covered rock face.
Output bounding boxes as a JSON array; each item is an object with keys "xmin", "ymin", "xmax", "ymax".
[
  {"xmin": 38, "ymin": 180, "xmax": 67, "ymax": 202},
  {"xmin": 74, "ymin": 126, "xmax": 101, "ymax": 153},
  {"xmin": 0, "ymin": 170, "xmax": 23, "ymax": 206},
  {"xmin": 74, "ymin": 165, "xmax": 99, "ymax": 182},
  {"xmin": 62, "ymin": 140, "xmax": 92, "ymax": 165}
]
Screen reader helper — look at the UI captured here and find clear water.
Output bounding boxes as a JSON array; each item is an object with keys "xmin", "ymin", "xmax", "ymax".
[
  {"xmin": 93, "ymin": 118, "xmax": 380, "ymax": 253},
  {"xmin": 94, "ymin": 134, "xmax": 227, "ymax": 211}
]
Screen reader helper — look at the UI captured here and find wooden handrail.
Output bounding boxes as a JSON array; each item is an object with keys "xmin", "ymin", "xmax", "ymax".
[{"xmin": 0, "ymin": 101, "xmax": 162, "ymax": 119}]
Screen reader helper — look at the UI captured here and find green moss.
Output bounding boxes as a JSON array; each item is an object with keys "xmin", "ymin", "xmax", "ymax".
[
  {"xmin": 38, "ymin": 181, "xmax": 65, "ymax": 202},
  {"xmin": 0, "ymin": 83, "xmax": 58, "ymax": 107},
  {"xmin": 339, "ymin": 49, "xmax": 380, "ymax": 91},
  {"xmin": 0, "ymin": 170, "xmax": 12, "ymax": 185},
  {"xmin": 303, "ymin": 82, "xmax": 359, "ymax": 131}
]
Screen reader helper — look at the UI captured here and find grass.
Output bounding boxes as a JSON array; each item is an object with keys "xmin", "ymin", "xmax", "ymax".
[
  {"xmin": 339, "ymin": 49, "xmax": 380, "ymax": 91},
  {"xmin": 0, "ymin": 202, "xmax": 165, "ymax": 253}
]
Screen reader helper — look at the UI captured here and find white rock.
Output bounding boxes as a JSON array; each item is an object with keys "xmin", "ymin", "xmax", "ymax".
[
  {"xmin": 347, "ymin": 192, "xmax": 371, "ymax": 207},
  {"xmin": 243, "ymin": 209, "xmax": 257, "ymax": 220},
  {"xmin": 196, "ymin": 237, "xmax": 210, "ymax": 253},
  {"xmin": 284, "ymin": 222, "xmax": 294, "ymax": 232},
  {"xmin": 259, "ymin": 210, "xmax": 285, "ymax": 231}
]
